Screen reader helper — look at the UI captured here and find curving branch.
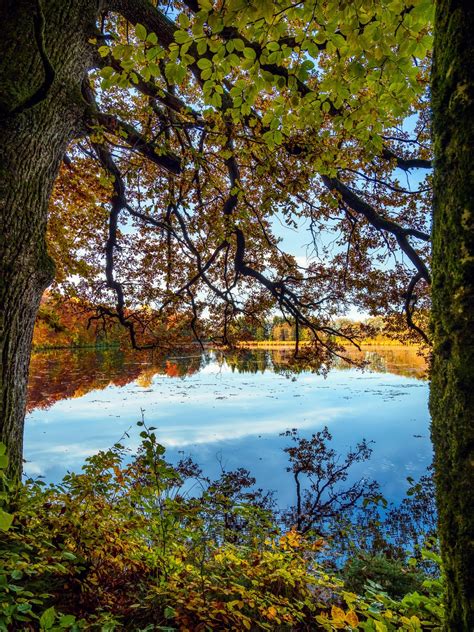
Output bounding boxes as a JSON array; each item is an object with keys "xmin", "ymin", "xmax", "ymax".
[
  {"xmin": 321, "ymin": 175, "xmax": 431, "ymax": 284},
  {"xmin": 341, "ymin": 167, "xmax": 431, "ymax": 195},
  {"xmin": 93, "ymin": 111, "xmax": 181, "ymax": 174},
  {"xmin": 404, "ymin": 272, "xmax": 430, "ymax": 344},
  {"xmin": 91, "ymin": 141, "xmax": 148, "ymax": 349}
]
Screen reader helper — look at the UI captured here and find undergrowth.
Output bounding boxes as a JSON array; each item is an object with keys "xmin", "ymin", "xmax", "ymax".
[{"xmin": 0, "ymin": 424, "xmax": 443, "ymax": 631}]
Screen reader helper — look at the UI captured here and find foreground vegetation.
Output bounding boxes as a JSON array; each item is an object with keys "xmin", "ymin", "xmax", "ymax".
[{"xmin": 1, "ymin": 424, "xmax": 442, "ymax": 631}]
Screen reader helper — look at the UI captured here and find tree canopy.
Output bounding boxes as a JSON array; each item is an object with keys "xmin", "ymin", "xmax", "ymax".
[{"xmin": 48, "ymin": 0, "xmax": 433, "ymax": 361}]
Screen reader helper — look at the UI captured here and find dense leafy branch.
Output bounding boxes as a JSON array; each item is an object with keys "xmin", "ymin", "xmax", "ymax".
[{"xmin": 49, "ymin": 0, "xmax": 434, "ymax": 354}]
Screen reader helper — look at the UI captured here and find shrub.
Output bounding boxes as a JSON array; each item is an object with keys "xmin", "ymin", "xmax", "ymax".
[{"xmin": 0, "ymin": 430, "xmax": 444, "ymax": 631}]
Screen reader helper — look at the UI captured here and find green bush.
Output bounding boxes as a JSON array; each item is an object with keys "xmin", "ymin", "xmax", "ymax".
[{"xmin": 342, "ymin": 553, "xmax": 426, "ymax": 600}]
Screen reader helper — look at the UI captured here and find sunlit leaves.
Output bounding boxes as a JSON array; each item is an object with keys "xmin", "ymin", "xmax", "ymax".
[
  {"xmin": 45, "ymin": 0, "xmax": 433, "ymax": 352},
  {"xmin": 135, "ymin": 23, "xmax": 147, "ymax": 42},
  {"xmin": 160, "ymin": 0, "xmax": 434, "ymax": 153}
]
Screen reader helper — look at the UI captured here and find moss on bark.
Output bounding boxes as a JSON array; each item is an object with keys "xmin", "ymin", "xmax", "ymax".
[{"xmin": 430, "ymin": 1, "xmax": 474, "ymax": 629}]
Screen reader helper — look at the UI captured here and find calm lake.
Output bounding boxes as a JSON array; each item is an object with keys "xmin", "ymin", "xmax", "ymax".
[{"xmin": 24, "ymin": 346, "xmax": 431, "ymax": 508}]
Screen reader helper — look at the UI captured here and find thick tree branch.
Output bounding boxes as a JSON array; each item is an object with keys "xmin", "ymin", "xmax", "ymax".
[
  {"xmin": 381, "ymin": 147, "xmax": 432, "ymax": 170},
  {"xmin": 93, "ymin": 111, "xmax": 181, "ymax": 174},
  {"xmin": 322, "ymin": 175, "xmax": 431, "ymax": 283}
]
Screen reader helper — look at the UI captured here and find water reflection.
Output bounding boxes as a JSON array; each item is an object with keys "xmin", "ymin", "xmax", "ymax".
[
  {"xmin": 27, "ymin": 348, "xmax": 207, "ymax": 411},
  {"xmin": 25, "ymin": 346, "xmax": 431, "ymax": 506},
  {"xmin": 28, "ymin": 346, "xmax": 427, "ymax": 412}
]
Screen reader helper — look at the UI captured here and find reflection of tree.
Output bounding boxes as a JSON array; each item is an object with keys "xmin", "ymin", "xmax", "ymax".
[
  {"xmin": 338, "ymin": 348, "xmax": 428, "ymax": 380},
  {"xmin": 269, "ymin": 347, "xmax": 427, "ymax": 379},
  {"xmin": 27, "ymin": 349, "xmax": 209, "ymax": 412},
  {"xmin": 27, "ymin": 347, "xmax": 427, "ymax": 413},
  {"xmin": 220, "ymin": 350, "xmax": 271, "ymax": 375}
]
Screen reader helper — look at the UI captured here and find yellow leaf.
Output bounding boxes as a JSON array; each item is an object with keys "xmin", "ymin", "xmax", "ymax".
[
  {"xmin": 331, "ymin": 605, "xmax": 346, "ymax": 621},
  {"xmin": 345, "ymin": 610, "xmax": 359, "ymax": 627},
  {"xmin": 267, "ymin": 605, "xmax": 278, "ymax": 619}
]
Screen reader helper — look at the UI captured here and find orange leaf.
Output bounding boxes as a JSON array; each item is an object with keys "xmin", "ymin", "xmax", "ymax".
[
  {"xmin": 346, "ymin": 610, "xmax": 359, "ymax": 627},
  {"xmin": 267, "ymin": 605, "xmax": 278, "ymax": 620},
  {"xmin": 331, "ymin": 605, "xmax": 346, "ymax": 621}
]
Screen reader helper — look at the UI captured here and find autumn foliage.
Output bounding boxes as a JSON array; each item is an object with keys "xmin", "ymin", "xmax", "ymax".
[
  {"xmin": 32, "ymin": 293, "xmax": 198, "ymax": 351},
  {"xmin": 1, "ymin": 425, "xmax": 443, "ymax": 631}
]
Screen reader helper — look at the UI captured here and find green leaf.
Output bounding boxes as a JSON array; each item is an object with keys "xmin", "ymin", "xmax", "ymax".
[
  {"xmin": 164, "ymin": 62, "xmax": 178, "ymax": 83},
  {"xmin": 135, "ymin": 23, "xmax": 147, "ymax": 41},
  {"xmin": 164, "ymin": 606, "xmax": 176, "ymax": 619},
  {"xmin": 197, "ymin": 39, "xmax": 207, "ymax": 55},
  {"xmin": 148, "ymin": 62, "xmax": 160, "ymax": 76},
  {"xmin": 98, "ymin": 46, "xmax": 110, "ymax": 58},
  {"xmin": 99, "ymin": 66, "xmax": 114, "ymax": 80},
  {"xmin": 0, "ymin": 443, "xmax": 6, "ymax": 456},
  {"xmin": 59, "ymin": 614, "xmax": 76, "ymax": 628},
  {"xmin": 197, "ymin": 58, "xmax": 212, "ymax": 69},
  {"xmin": 40, "ymin": 606, "xmax": 56, "ymax": 630},
  {"xmin": 273, "ymin": 130, "xmax": 283, "ymax": 145},
  {"xmin": 174, "ymin": 30, "xmax": 191, "ymax": 44},
  {"xmin": 243, "ymin": 47, "xmax": 256, "ymax": 60},
  {"xmin": 178, "ymin": 13, "xmax": 190, "ymax": 29},
  {"xmin": 0, "ymin": 509, "xmax": 13, "ymax": 532},
  {"xmin": 0, "ymin": 454, "xmax": 8, "ymax": 469}
]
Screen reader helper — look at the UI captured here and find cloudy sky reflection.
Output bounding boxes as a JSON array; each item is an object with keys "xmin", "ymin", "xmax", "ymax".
[{"xmin": 24, "ymin": 352, "xmax": 432, "ymax": 506}]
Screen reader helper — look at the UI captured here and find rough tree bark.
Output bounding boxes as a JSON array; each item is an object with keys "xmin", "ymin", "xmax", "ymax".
[
  {"xmin": 430, "ymin": 1, "xmax": 474, "ymax": 629},
  {"xmin": 0, "ymin": 0, "xmax": 100, "ymax": 479}
]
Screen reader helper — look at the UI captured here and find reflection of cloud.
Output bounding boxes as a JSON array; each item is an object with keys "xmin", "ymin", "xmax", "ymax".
[
  {"xmin": 42, "ymin": 444, "xmax": 104, "ymax": 457},
  {"xmin": 157, "ymin": 408, "xmax": 346, "ymax": 447},
  {"xmin": 197, "ymin": 363, "xmax": 233, "ymax": 375},
  {"xmin": 24, "ymin": 353, "xmax": 431, "ymax": 499},
  {"xmin": 23, "ymin": 444, "xmax": 107, "ymax": 478}
]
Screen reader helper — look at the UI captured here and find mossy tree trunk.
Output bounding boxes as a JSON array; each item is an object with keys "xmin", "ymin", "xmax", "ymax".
[
  {"xmin": 430, "ymin": 1, "xmax": 474, "ymax": 629},
  {"xmin": 0, "ymin": 0, "xmax": 99, "ymax": 479}
]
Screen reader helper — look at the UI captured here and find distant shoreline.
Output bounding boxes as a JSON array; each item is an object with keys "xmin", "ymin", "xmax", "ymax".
[
  {"xmin": 236, "ymin": 341, "xmax": 420, "ymax": 349},
  {"xmin": 32, "ymin": 343, "xmax": 121, "ymax": 352},
  {"xmin": 31, "ymin": 340, "xmax": 420, "ymax": 353}
]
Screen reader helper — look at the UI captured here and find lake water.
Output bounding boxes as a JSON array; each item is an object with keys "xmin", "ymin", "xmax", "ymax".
[{"xmin": 24, "ymin": 347, "xmax": 431, "ymax": 508}]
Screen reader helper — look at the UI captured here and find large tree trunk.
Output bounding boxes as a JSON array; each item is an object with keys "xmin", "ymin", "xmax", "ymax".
[
  {"xmin": 0, "ymin": 0, "xmax": 99, "ymax": 479},
  {"xmin": 430, "ymin": 1, "xmax": 474, "ymax": 629}
]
